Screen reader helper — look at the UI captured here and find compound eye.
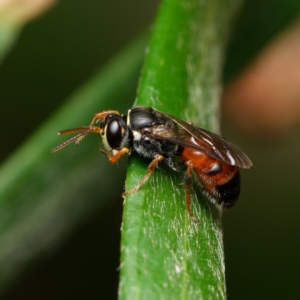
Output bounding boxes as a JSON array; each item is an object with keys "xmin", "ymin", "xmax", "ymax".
[{"xmin": 106, "ymin": 119, "xmax": 122, "ymax": 149}]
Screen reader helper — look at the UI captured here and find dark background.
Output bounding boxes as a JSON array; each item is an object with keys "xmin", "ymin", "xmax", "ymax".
[{"xmin": 1, "ymin": 0, "xmax": 300, "ymax": 299}]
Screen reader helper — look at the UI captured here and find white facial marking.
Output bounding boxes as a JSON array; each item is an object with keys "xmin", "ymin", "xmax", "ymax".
[{"xmin": 101, "ymin": 124, "xmax": 111, "ymax": 151}]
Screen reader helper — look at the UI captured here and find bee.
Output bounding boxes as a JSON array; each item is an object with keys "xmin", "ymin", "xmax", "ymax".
[{"xmin": 52, "ymin": 106, "xmax": 252, "ymax": 223}]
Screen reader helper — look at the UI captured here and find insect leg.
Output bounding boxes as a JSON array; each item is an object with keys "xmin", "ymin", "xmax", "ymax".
[
  {"xmin": 123, "ymin": 155, "xmax": 164, "ymax": 197},
  {"xmin": 184, "ymin": 160, "xmax": 200, "ymax": 224},
  {"xmin": 103, "ymin": 147, "xmax": 130, "ymax": 163}
]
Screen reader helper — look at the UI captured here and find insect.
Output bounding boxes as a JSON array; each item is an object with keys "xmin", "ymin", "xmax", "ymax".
[{"xmin": 52, "ymin": 106, "xmax": 252, "ymax": 223}]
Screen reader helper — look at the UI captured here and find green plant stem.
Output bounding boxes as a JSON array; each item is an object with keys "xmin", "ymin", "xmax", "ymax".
[{"xmin": 119, "ymin": 0, "xmax": 239, "ymax": 299}]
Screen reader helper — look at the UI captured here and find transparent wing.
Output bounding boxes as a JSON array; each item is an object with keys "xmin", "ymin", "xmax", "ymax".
[{"xmin": 149, "ymin": 109, "xmax": 253, "ymax": 169}]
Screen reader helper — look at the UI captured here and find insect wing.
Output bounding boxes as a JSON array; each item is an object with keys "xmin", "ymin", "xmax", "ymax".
[{"xmin": 150, "ymin": 109, "xmax": 253, "ymax": 169}]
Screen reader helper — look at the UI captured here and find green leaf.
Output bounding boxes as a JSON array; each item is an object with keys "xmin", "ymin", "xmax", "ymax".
[
  {"xmin": 119, "ymin": 0, "xmax": 239, "ymax": 299},
  {"xmin": 0, "ymin": 34, "xmax": 147, "ymax": 290}
]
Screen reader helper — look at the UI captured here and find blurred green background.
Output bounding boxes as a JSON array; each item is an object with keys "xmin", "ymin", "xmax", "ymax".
[{"xmin": 1, "ymin": 0, "xmax": 300, "ymax": 299}]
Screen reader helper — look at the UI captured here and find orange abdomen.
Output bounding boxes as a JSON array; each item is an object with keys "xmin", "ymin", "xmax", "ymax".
[{"xmin": 179, "ymin": 147, "xmax": 240, "ymax": 208}]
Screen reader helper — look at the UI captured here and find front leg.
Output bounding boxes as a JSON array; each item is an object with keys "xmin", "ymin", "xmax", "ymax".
[
  {"xmin": 123, "ymin": 155, "xmax": 164, "ymax": 196},
  {"xmin": 100, "ymin": 147, "xmax": 130, "ymax": 163}
]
